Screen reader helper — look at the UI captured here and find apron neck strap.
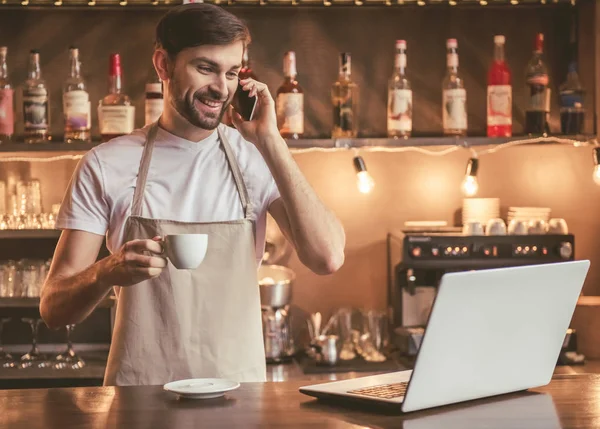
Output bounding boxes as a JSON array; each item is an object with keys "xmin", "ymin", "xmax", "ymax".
[
  {"xmin": 131, "ymin": 123, "xmax": 253, "ymax": 219},
  {"xmin": 217, "ymin": 126, "xmax": 252, "ymax": 220},
  {"xmin": 131, "ymin": 123, "xmax": 159, "ymax": 217}
]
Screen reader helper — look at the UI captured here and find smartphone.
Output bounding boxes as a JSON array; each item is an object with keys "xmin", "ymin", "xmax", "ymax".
[{"xmin": 231, "ymin": 81, "xmax": 257, "ymax": 121}]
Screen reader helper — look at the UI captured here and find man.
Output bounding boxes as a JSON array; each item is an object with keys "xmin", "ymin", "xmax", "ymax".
[{"xmin": 40, "ymin": 4, "xmax": 345, "ymax": 386}]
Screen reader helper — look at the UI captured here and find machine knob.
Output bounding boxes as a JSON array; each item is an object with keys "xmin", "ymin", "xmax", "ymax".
[
  {"xmin": 411, "ymin": 246, "xmax": 422, "ymax": 258},
  {"xmin": 559, "ymin": 242, "xmax": 573, "ymax": 260}
]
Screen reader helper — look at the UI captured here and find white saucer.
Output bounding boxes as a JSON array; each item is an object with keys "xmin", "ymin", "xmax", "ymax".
[{"xmin": 163, "ymin": 378, "xmax": 240, "ymax": 399}]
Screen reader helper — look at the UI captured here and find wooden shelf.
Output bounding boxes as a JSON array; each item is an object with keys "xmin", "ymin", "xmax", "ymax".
[
  {"xmin": 0, "ymin": 296, "xmax": 115, "ymax": 308},
  {"xmin": 0, "ymin": 230, "xmax": 61, "ymax": 239},
  {"xmin": 0, "ymin": 0, "xmax": 583, "ymax": 8},
  {"xmin": 0, "ymin": 135, "xmax": 595, "ymax": 154},
  {"xmin": 0, "ymin": 142, "xmax": 100, "ymax": 153}
]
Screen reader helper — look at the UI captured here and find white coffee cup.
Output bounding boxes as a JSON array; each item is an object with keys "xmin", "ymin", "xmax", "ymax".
[
  {"xmin": 462, "ymin": 222, "xmax": 484, "ymax": 236},
  {"xmin": 164, "ymin": 234, "xmax": 208, "ymax": 270}
]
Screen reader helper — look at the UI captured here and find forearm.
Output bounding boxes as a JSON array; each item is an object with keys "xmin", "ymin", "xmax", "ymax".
[
  {"xmin": 40, "ymin": 258, "xmax": 113, "ymax": 329},
  {"xmin": 259, "ymin": 134, "xmax": 345, "ymax": 274}
]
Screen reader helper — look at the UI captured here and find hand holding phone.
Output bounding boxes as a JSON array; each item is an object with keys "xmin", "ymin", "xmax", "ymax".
[{"xmin": 231, "ymin": 80, "xmax": 257, "ymax": 121}]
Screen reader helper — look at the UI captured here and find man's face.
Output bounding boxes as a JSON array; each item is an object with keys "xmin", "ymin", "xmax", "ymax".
[{"xmin": 166, "ymin": 42, "xmax": 243, "ymax": 130}]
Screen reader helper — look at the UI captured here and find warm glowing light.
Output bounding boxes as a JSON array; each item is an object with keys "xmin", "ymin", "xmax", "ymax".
[
  {"xmin": 593, "ymin": 165, "xmax": 600, "ymax": 186},
  {"xmin": 357, "ymin": 171, "xmax": 375, "ymax": 194},
  {"xmin": 461, "ymin": 175, "xmax": 479, "ymax": 197}
]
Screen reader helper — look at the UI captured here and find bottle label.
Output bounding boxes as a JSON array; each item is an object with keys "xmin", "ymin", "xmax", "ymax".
[
  {"xmin": 23, "ymin": 88, "xmax": 49, "ymax": 132},
  {"xmin": 145, "ymin": 83, "xmax": 162, "ymax": 94},
  {"xmin": 394, "ymin": 54, "xmax": 407, "ymax": 69},
  {"xmin": 0, "ymin": 88, "xmax": 14, "ymax": 136},
  {"xmin": 333, "ymin": 91, "xmax": 356, "ymax": 133},
  {"xmin": 63, "ymin": 90, "xmax": 91, "ymax": 130},
  {"xmin": 388, "ymin": 89, "xmax": 412, "ymax": 133},
  {"xmin": 145, "ymin": 99, "xmax": 163, "ymax": 126},
  {"xmin": 447, "ymin": 53, "xmax": 458, "ymax": 68},
  {"xmin": 98, "ymin": 105, "xmax": 135, "ymax": 135},
  {"xmin": 276, "ymin": 93, "xmax": 304, "ymax": 135},
  {"xmin": 443, "ymin": 88, "xmax": 467, "ymax": 131},
  {"xmin": 487, "ymin": 85, "xmax": 512, "ymax": 126}
]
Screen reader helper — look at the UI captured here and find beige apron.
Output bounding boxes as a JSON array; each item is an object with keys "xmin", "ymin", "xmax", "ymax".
[{"xmin": 104, "ymin": 123, "xmax": 266, "ymax": 386}]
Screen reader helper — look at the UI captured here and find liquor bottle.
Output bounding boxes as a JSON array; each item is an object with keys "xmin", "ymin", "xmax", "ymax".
[
  {"xmin": 239, "ymin": 47, "xmax": 258, "ymax": 81},
  {"xmin": 332, "ymin": 52, "xmax": 359, "ymax": 139},
  {"xmin": 63, "ymin": 47, "xmax": 91, "ymax": 143},
  {"xmin": 442, "ymin": 39, "xmax": 467, "ymax": 136},
  {"xmin": 98, "ymin": 53, "xmax": 134, "ymax": 142},
  {"xmin": 23, "ymin": 50, "xmax": 50, "ymax": 144},
  {"xmin": 387, "ymin": 40, "xmax": 412, "ymax": 138},
  {"xmin": 559, "ymin": 62, "xmax": 585, "ymax": 135},
  {"xmin": 0, "ymin": 47, "xmax": 14, "ymax": 143},
  {"xmin": 276, "ymin": 51, "xmax": 304, "ymax": 139},
  {"xmin": 144, "ymin": 66, "xmax": 163, "ymax": 126},
  {"xmin": 524, "ymin": 33, "xmax": 550, "ymax": 135},
  {"xmin": 487, "ymin": 35, "xmax": 512, "ymax": 137}
]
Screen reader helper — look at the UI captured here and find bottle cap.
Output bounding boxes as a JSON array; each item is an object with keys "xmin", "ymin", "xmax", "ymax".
[
  {"xmin": 447, "ymin": 39, "xmax": 458, "ymax": 48},
  {"xmin": 494, "ymin": 35, "xmax": 505, "ymax": 45}
]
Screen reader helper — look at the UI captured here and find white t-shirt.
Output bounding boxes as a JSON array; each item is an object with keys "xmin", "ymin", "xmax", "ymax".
[{"xmin": 56, "ymin": 124, "xmax": 281, "ymax": 264}]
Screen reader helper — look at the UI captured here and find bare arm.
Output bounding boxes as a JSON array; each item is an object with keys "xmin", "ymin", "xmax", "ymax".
[
  {"xmin": 231, "ymin": 79, "xmax": 345, "ymax": 275},
  {"xmin": 40, "ymin": 229, "xmax": 167, "ymax": 330}
]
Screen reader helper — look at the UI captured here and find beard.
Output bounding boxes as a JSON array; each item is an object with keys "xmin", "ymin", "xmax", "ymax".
[{"xmin": 169, "ymin": 78, "xmax": 231, "ymax": 130}]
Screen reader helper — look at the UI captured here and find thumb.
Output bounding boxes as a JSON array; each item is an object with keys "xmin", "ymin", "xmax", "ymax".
[{"xmin": 230, "ymin": 105, "xmax": 244, "ymax": 129}]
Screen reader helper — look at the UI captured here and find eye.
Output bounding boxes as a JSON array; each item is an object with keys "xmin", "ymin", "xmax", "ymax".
[
  {"xmin": 197, "ymin": 66, "xmax": 212, "ymax": 74},
  {"xmin": 226, "ymin": 71, "xmax": 239, "ymax": 80}
]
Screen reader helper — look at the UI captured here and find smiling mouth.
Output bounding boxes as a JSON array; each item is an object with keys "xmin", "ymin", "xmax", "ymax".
[{"xmin": 196, "ymin": 98, "xmax": 224, "ymax": 109}]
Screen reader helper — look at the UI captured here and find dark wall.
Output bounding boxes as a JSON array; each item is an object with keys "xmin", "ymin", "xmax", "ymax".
[{"xmin": 0, "ymin": 4, "xmax": 586, "ymax": 139}]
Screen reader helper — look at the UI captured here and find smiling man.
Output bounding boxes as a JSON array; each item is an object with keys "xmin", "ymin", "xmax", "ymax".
[{"xmin": 40, "ymin": 4, "xmax": 345, "ymax": 386}]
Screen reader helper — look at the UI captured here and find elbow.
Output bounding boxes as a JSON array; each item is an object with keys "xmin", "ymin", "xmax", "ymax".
[
  {"xmin": 300, "ymin": 248, "xmax": 345, "ymax": 276},
  {"xmin": 39, "ymin": 290, "xmax": 64, "ymax": 330}
]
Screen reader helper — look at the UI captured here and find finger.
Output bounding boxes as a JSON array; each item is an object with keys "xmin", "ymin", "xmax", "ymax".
[
  {"xmin": 252, "ymin": 82, "xmax": 273, "ymax": 104},
  {"xmin": 230, "ymin": 106, "xmax": 244, "ymax": 127},
  {"xmin": 132, "ymin": 267, "xmax": 163, "ymax": 278},
  {"xmin": 126, "ymin": 239, "xmax": 163, "ymax": 255},
  {"xmin": 127, "ymin": 254, "xmax": 168, "ymax": 268}
]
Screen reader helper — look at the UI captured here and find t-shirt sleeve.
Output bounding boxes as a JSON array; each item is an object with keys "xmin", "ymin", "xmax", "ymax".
[{"xmin": 55, "ymin": 150, "xmax": 109, "ymax": 236}]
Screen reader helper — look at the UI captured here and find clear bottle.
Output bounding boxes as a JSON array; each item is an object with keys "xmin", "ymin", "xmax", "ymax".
[
  {"xmin": 559, "ymin": 62, "xmax": 585, "ymax": 135},
  {"xmin": 23, "ymin": 50, "xmax": 50, "ymax": 144},
  {"xmin": 98, "ymin": 53, "xmax": 134, "ymax": 142},
  {"xmin": 524, "ymin": 33, "xmax": 550, "ymax": 135},
  {"xmin": 487, "ymin": 35, "xmax": 512, "ymax": 137},
  {"xmin": 388, "ymin": 40, "xmax": 412, "ymax": 138},
  {"xmin": 276, "ymin": 51, "xmax": 304, "ymax": 140},
  {"xmin": 144, "ymin": 66, "xmax": 163, "ymax": 126},
  {"xmin": 0, "ymin": 47, "xmax": 14, "ymax": 143},
  {"xmin": 442, "ymin": 39, "xmax": 467, "ymax": 136},
  {"xmin": 332, "ymin": 52, "xmax": 359, "ymax": 139},
  {"xmin": 63, "ymin": 47, "xmax": 91, "ymax": 143}
]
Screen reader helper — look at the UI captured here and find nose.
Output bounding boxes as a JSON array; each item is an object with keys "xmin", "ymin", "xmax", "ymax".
[{"xmin": 209, "ymin": 73, "xmax": 228, "ymax": 99}]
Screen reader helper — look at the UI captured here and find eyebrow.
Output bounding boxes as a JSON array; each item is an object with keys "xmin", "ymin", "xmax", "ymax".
[{"xmin": 193, "ymin": 57, "xmax": 242, "ymax": 71}]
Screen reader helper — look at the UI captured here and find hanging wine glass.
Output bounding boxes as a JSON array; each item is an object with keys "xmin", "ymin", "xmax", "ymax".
[
  {"xmin": 19, "ymin": 318, "xmax": 50, "ymax": 369},
  {"xmin": 54, "ymin": 325, "xmax": 85, "ymax": 370},
  {"xmin": 0, "ymin": 318, "xmax": 15, "ymax": 368}
]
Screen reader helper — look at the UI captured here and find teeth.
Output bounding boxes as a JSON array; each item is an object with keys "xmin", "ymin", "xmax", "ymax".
[{"xmin": 198, "ymin": 98, "xmax": 222, "ymax": 108}]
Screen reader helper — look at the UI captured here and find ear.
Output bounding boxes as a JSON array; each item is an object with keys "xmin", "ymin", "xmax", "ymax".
[{"xmin": 153, "ymin": 49, "xmax": 171, "ymax": 82}]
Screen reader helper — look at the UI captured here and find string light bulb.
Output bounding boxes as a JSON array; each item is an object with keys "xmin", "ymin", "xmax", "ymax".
[
  {"xmin": 461, "ymin": 157, "xmax": 479, "ymax": 197},
  {"xmin": 353, "ymin": 156, "xmax": 375, "ymax": 194},
  {"xmin": 592, "ymin": 148, "xmax": 600, "ymax": 185}
]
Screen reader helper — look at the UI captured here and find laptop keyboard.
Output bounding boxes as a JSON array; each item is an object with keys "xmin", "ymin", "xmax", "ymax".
[{"xmin": 347, "ymin": 381, "xmax": 408, "ymax": 399}]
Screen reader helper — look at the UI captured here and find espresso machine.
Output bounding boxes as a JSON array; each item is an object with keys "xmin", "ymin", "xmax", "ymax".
[
  {"xmin": 387, "ymin": 228, "xmax": 580, "ymax": 363},
  {"xmin": 258, "ymin": 264, "xmax": 296, "ymax": 363}
]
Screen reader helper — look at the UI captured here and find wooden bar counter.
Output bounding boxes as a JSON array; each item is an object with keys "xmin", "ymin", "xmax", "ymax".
[{"xmin": 0, "ymin": 373, "xmax": 598, "ymax": 428}]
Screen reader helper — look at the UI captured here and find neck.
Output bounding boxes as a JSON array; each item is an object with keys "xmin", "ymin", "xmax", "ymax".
[{"xmin": 158, "ymin": 104, "xmax": 216, "ymax": 142}]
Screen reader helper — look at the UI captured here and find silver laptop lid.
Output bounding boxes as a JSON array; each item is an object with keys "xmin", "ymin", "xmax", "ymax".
[{"xmin": 402, "ymin": 260, "xmax": 589, "ymax": 412}]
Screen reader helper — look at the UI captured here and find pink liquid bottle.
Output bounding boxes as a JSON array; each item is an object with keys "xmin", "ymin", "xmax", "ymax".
[{"xmin": 487, "ymin": 35, "xmax": 512, "ymax": 137}]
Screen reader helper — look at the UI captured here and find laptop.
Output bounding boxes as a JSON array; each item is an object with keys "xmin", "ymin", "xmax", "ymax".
[{"xmin": 299, "ymin": 260, "xmax": 590, "ymax": 413}]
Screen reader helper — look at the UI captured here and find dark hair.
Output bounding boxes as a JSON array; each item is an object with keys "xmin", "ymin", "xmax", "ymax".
[{"xmin": 155, "ymin": 4, "xmax": 251, "ymax": 58}]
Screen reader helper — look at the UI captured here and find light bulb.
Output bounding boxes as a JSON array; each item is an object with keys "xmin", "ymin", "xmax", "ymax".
[
  {"xmin": 461, "ymin": 175, "xmax": 479, "ymax": 197},
  {"xmin": 593, "ymin": 165, "xmax": 600, "ymax": 185},
  {"xmin": 357, "ymin": 171, "xmax": 375, "ymax": 194}
]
